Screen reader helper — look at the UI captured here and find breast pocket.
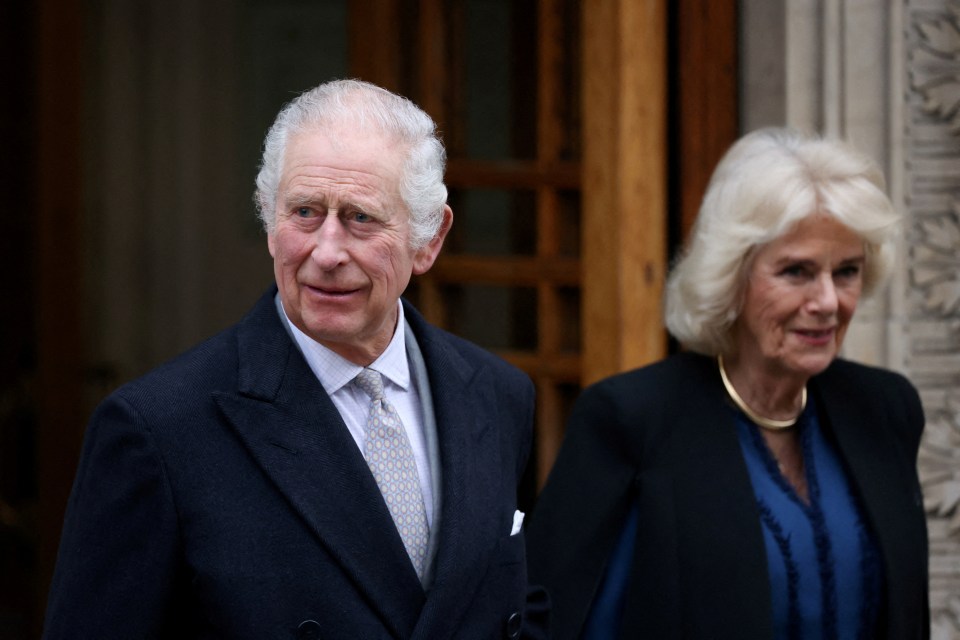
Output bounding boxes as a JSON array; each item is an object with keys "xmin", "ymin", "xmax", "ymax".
[{"xmin": 497, "ymin": 530, "xmax": 527, "ymax": 566}]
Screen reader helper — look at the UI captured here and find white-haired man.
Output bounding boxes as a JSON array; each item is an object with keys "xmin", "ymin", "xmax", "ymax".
[{"xmin": 45, "ymin": 79, "xmax": 548, "ymax": 640}]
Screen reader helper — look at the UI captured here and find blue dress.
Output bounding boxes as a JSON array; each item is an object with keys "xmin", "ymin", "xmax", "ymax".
[{"xmin": 583, "ymin": 398, "xmax": 883, "ymax": 639}]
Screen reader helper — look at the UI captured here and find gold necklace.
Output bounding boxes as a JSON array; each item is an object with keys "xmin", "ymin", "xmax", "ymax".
[{"xmin": 717, "ymin": 355, "xmax": 806, "ymax": 431}]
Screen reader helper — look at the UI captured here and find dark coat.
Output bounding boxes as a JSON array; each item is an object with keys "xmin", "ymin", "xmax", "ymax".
[
  {"xmin": 45, "ymin": 287, "xmax": 546, "ymax": 639},
  {"xmin": 527, "ymin": 352, "xmax": 928, "ymax": 640}
]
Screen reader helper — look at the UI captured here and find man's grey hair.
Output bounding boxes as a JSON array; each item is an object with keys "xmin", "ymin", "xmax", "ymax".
[{"xmin": 254, "ymin": 79, "xmax": 448, "ymax": 249}]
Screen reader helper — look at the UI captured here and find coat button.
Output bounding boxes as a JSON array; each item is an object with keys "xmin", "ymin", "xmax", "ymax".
[
  {"xmin": 504, "ymin": 611, "xmax": 522, "ymax": 639},
  {"xmin": 297, "ymin": 620, "xmax": 321, "ymax": 639}
]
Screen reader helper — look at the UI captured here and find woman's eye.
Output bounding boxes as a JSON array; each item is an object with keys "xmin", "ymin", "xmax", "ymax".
[
  {"xmin": 780, "ymin": 265, "xmax": 807, "ymax": 278},
  {"xmin": 835, "ymin": 265, "xmax": 861, "ymax": 279}
]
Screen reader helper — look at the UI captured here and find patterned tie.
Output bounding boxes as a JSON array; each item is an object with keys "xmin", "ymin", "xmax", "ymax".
[{"xmin": 354, "ymin": 368, "xmax": 429, "ymax": 577}]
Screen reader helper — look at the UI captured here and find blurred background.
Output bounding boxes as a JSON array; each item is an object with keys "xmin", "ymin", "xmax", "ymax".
[{"xmin": 3, "ymin": 1, "xmax": 960, "ymax": 638}]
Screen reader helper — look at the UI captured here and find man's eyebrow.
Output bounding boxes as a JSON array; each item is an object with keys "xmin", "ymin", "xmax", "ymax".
[
  {"xmin": 281, "ymin": 190, "xmax": 322, "ymax": 207},
  {"xmin": 280, "ymin": 188, "xmax": 386, "ymax": 217}
]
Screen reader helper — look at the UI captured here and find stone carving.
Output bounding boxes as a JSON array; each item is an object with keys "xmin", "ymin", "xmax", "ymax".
[
  {"xmin": 910, "ymin": 4, "xmax": 960, "ymax": 132},
  {"xmin": 920, "ymin": 386, "xmax": 960, "ymax": 532},
  {"xmin": 933, "ymin": 596, "xmax": 960, "ymax": 640},
  {"xmin": 912, "ymin": 204, "xmax": 960, "ymax": 318}
]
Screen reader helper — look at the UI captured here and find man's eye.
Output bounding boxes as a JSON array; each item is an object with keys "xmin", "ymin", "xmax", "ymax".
[
  {"xmin": 296, "ymin": 207, "xmax": 313, "ymax": 218},
  {"xmin": 351, "ymin": 211, "xmax": 372, "ymax": 223}
]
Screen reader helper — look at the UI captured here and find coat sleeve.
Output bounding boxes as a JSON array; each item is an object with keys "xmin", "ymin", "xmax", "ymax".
[
  {"xmin": 525, "ymin": 380, "xmax": 640, "ymax": 640},
  {"xmin": 44, "ymin": 393, "xmax": 186, "ymax": 639}
]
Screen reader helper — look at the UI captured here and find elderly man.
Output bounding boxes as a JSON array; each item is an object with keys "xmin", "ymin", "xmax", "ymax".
[{"xmin": 44, "ymin": 79, "xmax": 547, "ymax": 639}]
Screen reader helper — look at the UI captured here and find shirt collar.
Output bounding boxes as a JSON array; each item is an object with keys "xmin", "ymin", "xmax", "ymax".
[{"xmin": 280, "ymin": 300, "xmax": 410, "ymax": 395}]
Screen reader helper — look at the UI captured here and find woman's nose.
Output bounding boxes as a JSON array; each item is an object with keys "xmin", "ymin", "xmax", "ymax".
[{"xmin": 808, "ymin": 273, "xmax": 839, "ymax": 314}]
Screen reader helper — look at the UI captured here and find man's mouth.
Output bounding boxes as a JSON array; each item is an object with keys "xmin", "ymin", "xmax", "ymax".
[{"xmin": 305, "ymin": 284, "xmax": 360, "ymax": 297}]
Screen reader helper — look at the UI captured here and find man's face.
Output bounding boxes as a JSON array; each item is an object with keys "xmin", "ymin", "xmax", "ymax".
[{"xmin": 268, "ymin": 127, "xmax": 450, "ymax": 365}]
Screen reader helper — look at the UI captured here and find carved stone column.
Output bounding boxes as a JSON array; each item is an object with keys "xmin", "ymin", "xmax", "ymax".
[{"xmin": 904, "ymin": 2, "xmax": 960, "ymax": 636}]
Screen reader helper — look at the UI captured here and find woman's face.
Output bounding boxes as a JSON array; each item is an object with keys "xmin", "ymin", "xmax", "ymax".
[{"xmin": 733, "ymin": 214, "xmax": 866, "ymax": 381}]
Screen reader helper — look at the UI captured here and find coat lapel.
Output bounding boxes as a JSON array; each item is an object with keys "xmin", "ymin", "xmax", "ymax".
[
  {"xmin": 402, "ymin": 305, "xmax": 504, "ymax": 637},
  {"xmin": 214, "ymin": 290, "xmax": 424, "ymax": 637},
  {"xmin": 665, "ymin": 354, "xmax": 774, "ymax": 636},
  {"xmin": 811, "ymin": 365, "xmax": 895, "ymax": 509},
  {"xmin": 811, "ymin": 361, "xmax": 927, "ymax": 636}
]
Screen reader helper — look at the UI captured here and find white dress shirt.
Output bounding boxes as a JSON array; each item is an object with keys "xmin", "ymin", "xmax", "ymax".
[{"xmin": 279, "ymin": 300, "xmax": 435, "ymax": 527}]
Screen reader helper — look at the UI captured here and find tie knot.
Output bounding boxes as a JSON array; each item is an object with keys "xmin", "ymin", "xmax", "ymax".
[{"xmin": 354, "ymin": 368, "xmax": 385, "ymax": 401}]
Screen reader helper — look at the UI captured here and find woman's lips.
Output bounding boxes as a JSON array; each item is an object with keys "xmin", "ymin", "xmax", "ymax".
[{"xmin": 794, "ymin": 327, "xmax": 835, "ymax": 345}]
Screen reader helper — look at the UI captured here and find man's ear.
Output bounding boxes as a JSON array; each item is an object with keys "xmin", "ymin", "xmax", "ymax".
[
  {"xmin": 412, "ymin": 205, "xmax": 453, "ymax": 275},
  {"xmin": 267, "ymin": 232, "xmax": 276, "ymax": 258}
]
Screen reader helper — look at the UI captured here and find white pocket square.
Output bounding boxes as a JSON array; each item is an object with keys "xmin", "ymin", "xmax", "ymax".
[{"xmin": 511, "ymin": 510, "xmax": 525, "ymax": 535}]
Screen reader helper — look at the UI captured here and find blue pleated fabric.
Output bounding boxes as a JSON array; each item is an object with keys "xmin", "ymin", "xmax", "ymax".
[{"xmin": 733, "ymin": 399, "xmax": 883, "ymax": 640}]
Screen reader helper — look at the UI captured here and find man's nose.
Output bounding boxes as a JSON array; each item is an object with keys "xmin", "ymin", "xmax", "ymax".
[{"xmin": 311, "ymin": 214, "xmax": 349, "ymax": 270}]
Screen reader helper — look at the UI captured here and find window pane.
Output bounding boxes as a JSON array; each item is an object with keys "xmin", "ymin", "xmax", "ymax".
[
  {"xmin": 557, "ymin": 286, "xmax": 580, "ymax": 352},
  {"xmin": 446, "ymin": 188, "xmax": 536, "ymax": 256},
  {"xmin": 440, "ymin": 284, "xmax": 537, "ymax": 350},
  {"xmin": 557, "ymin": 189, "xmax": 581, "ymax": 258},
  {"xmin": 461, "ymin": 0, "xmax": 538, "ymax": 160},
  {"xmin": 557, "ymin": 0, "xmax": 582, "ymax": 161}
]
